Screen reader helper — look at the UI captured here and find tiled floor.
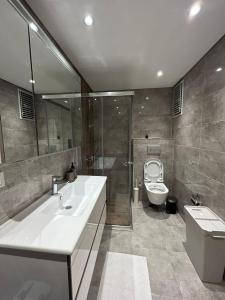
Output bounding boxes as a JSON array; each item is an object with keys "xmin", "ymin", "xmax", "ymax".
[{"xmin": 88, "ymin": 205, "xmax": 225, "ymax": 300}]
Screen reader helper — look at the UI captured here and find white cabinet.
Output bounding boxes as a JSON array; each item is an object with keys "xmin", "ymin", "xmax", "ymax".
[
  {"xmin": 76, "ymin": 206, "xmax": 106, "ymax": 300},
  {"xmin": 0, "ymin": 182, "xmax": 106, "ymax": 300},
  {"xmin": 0, "ymin": 251, "xmax": 70, "ymax": 300},
  {"xmin": 71, "ymin": 185, "xmax": 106, "ymax": 298},
  {"xmin": 185, "ymin": 205, "xmax": 225, "ymax": 283}
]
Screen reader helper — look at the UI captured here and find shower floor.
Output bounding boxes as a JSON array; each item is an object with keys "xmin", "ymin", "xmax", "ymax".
[{"xmin": 106, "ymin": 193, "xmax": 130, "ymax": 226}]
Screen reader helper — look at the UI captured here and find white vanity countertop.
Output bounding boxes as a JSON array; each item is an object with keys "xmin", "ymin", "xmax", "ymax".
[{"xmin": 0, "ymin": 176, "xmax": 107, "ymax": 255}]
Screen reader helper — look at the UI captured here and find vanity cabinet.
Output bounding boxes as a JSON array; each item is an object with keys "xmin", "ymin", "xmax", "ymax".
[
  {"xmin": 0, "ymin": 178, "xmax": 106, "ymax": 300},
  {"xmin": 71, "ymin": 185, "xmax": 106, "ymax": 299}
]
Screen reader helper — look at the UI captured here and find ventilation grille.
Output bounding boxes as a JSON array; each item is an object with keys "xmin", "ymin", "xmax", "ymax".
[
  {"xmin": 172, "ymin": 80, "xmax": 184, "ymax": 117},
  {"xmin": 18, "ymin": 89, "xmax": 35, "ymax": 120}
]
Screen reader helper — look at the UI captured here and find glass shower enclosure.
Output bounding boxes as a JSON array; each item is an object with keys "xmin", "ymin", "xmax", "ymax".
[
  {"xmin": 77, "ymin": 91, "xmax": 134, "ymax": 227},
  {"xmin": 40, "ymin": 91, "xmax": 134, "ymax": 227}
]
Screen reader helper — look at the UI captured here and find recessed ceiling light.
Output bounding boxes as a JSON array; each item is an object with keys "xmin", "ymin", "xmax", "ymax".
[
  {"xmin": 84, "ymin": 15, "xmax": 93, "ymax": 26},
  {"xmin": 78, "ymin": 107, "xmax": 81, "ymax": 111},
  {"xmin": 141, "ymin": 106, "xmax": 144, "ymax": 109},
  {"xmin": 29, "ymin": 22, "xmax": 38, "ymax": 32},
  {"xmin": 216, "ymin": 67, "xmax": 223, "ymax": 72},
  {"xmin": 29, "ymin": 79, "xmax": 35, "ymax": 84},
  {"xmin": 157, "ymin": 70, "xmax": 163, "ymax": 77},
  {"xmin": 145, "ymin": 96, "xmax": 149, "ymax": 100},
  {"xmin": 94, "ymin": 98, "xmax": 97, "ymax": 101},
  {"xmin": 114, "ymin": 99, "xmax": 117, "ymax": 102},
  {"xmin": 116, "ymin": 106, "xmax": 119, "ymax": 109},
  {"xmin": 189, "ymin": 2, "xmax": 202, "ymax": 19},
  {"xmin": 118, "ymin": 111, "xmax": 121, "ymax": 115},
  {"xmin": 64, "ymin": 100, "xmax": 68, "ymax": 103}
]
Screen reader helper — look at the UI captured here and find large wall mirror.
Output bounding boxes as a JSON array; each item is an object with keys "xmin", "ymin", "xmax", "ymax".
[
  {"xmin": 29, "ymin": 22, "xmax": 81, "ymax": 155},
  {"xmin": 0, "ymin": 0, "xmax": 81, "ymax": 164},
  {"xmin": 0, "ymin": 0, "xmax": 35, "ymax": 163}
]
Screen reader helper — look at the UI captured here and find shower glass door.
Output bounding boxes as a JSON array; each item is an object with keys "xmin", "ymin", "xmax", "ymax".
[
  {"xmin": 102, "ymin": 95, "xmax": 132, "ymax": 226},
  {"xmin": 78, "ymin": 92, "xmax": 133, "ymax": 227}
]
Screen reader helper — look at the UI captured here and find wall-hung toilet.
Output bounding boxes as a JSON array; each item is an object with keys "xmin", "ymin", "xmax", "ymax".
[{"xmin": 144, "ymin": 159, "xmax": 169, "ymax": 205}]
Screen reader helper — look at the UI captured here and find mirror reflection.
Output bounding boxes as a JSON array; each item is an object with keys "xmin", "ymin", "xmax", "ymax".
[
  {"xmin": 46, "ymin": 99, "xmax": 73, "ymax": 154},
  {"xmin": 0, "ymin": 0, "xmax": 82, "ymax": 163},
  {"xmin": 29, "ymin": 26, "xmax": 81, "ymax": 155},
  {"xmin": 0, "ymin": 0, "xmax": 36, "ymax": 163}
]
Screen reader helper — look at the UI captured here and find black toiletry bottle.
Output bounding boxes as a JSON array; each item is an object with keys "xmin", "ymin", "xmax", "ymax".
[
  {"xmin": 71, "ymin": 162, "xmax": 77, "ymax": 179},
  {"xmin": 66, "ymin": 162, "xmax": 76, "ymax": 182},
  {"xmin": 70, "ymin": 162, "xmax": 75, "ymax": 172}
]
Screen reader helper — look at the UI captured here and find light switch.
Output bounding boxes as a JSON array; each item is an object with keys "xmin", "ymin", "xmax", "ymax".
[{"xmin": 0, "ymin": 171, "xmax": 5, "ymax": 188}]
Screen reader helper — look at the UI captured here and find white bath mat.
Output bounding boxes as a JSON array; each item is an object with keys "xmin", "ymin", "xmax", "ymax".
[{"xmin": 97, "ymin": 252, "xmax": 152, "ymax": 300}]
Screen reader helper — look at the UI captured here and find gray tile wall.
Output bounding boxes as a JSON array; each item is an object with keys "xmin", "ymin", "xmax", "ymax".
[
  {"xmin": 132, "ymin": 88, "xmax": 174, "ymax": 201},
  {"xmin": 173, "ymin": 36, "xmax": 225, "ymax": 220},
  {"xmin": 103, "ymin": 97, "xmax": 129, "ymax": 157},
  {"xmin": 133, "ymin": 89, "xmax": 172, "ymax": 139},
  {"xmin": 35, "ymin": 98, "xmax": 48, "ymax": 155},
  {"xmin": 71, "ymin": 99, "xmax": 82, "ymax": 147},
  {"xmin": 0, "ymin": 148, "xmax": 76, "ymax": 224},
  {"xmin": 0, "ymin": 78, "xmax": 37, "ymax": 162}
]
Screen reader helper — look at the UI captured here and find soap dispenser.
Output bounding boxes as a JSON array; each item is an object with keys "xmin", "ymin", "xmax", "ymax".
[
  {"xmin": 66, "ymin": 162, "xmax": 77, "ymax": 182},
  {"xmin": 70, "ymin": 162, "xmax": 75, "ymax": 172}
]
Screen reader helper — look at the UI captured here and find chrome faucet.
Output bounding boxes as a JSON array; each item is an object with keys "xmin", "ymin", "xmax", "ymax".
[
  {"xmin": 191, "ymin": 193, "xmax": 202, "ymax": 206},
  {"xmin": 52, "ymin": 176, "xmax": 66, "ymax": 195}
]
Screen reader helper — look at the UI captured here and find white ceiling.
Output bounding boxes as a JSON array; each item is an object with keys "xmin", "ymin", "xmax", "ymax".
[{"xmin": 26, "ymin": 0, "xmax": 225, "ymax": 91}]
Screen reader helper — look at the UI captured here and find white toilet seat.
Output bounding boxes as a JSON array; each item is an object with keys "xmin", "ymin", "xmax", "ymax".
[
  {"xmin": 143, "ymin": 159, "xmax": 169, "ymax": 205},
  {"xmin": 144, "ymin": 159, "xmax": 163, "ymax": 182},
  {"xmin": 145, "ymin": 182, "xmax": 168, "ymax": 194}
]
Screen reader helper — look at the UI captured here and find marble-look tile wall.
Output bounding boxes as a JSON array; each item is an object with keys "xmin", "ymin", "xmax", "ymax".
[
  {"xmin": 0, "ymin": 148, "xmax": 76, "ymax": 224},
  {"xmin": 103, "ymin": 97, "xmax": 129, "ymax": 157},
  {"xmin": 93, "ymin": 98, "xmax": 102, "ymax": 157},
  {"xmin": 0, "ymin": 78, "xmax": 37, "ymax": 162},
  {"xmin": 71, "ymin": 99, "xmax": 82, "ymax": 148},
  {"xmin": 35, "ymin": 98, "xmax": 48, "ymax": 155},
  {"xmin": 173, "ymin": 35, "xmax": 225, "ymax": 220},
  {"xmin": 132, "ymin": 88, "xmax": 174, "ymax": 201}
]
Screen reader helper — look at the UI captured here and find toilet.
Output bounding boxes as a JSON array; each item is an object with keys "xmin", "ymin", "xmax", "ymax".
[{"xmin": 144, "ymin": 159, "xmax": 169, "ymax": 205}]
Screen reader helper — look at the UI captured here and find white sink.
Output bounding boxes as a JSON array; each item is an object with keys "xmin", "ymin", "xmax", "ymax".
[
  {"xmin": 38, "ymin": 179, "xmax": 98, "ymax": 217},
  {"xmin": 40, "ymin": 194, "xmax": 87, "ymax": 217},
  {"xmin": 0, "ymin": 175, "xmax": 107, "ymax": 255}
]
